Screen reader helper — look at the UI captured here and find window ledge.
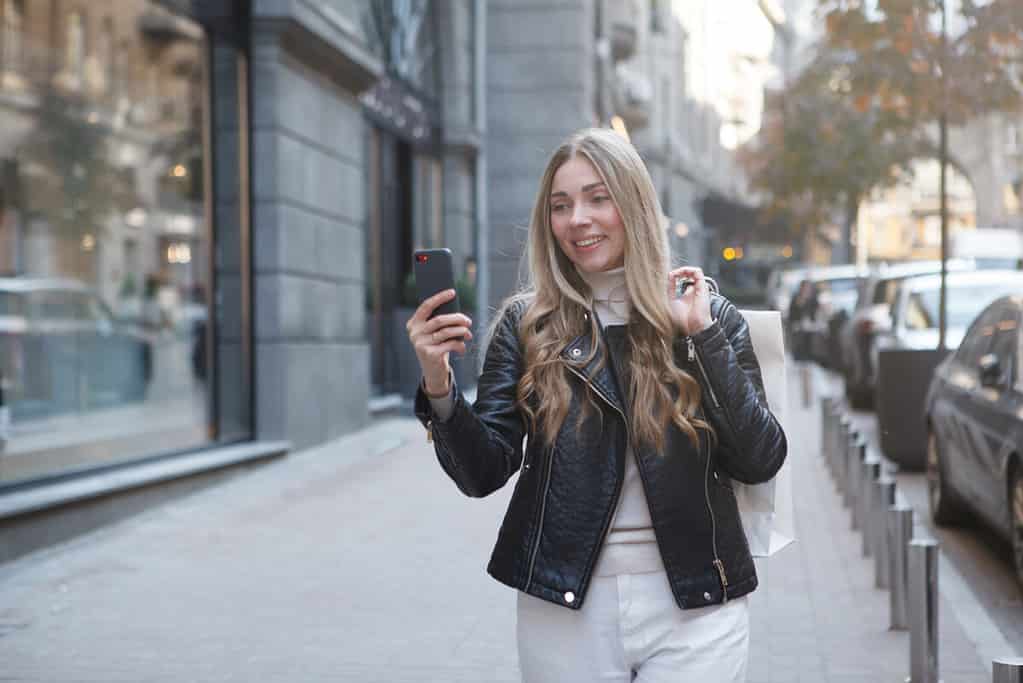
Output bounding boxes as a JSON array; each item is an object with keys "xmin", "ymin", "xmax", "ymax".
[{"xmin": 0, "ymin": 441, "xmax": 290, "ymax": 521}]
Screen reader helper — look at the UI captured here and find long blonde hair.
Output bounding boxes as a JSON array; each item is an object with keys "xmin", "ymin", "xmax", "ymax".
[{"xmin": 509, "ymin": 127, "xmax": 713, "ymax": 453}]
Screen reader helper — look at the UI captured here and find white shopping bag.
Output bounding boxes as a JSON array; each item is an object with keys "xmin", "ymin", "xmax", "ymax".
[{"xmin": 733, "ymin": 309, "xmax": 795, "ymax": 557}]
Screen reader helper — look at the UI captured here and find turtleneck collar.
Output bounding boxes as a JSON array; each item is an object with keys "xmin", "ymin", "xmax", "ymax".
[{"xmin": 576, "ymin": 265, "xmax": 630, "ymax": 324}]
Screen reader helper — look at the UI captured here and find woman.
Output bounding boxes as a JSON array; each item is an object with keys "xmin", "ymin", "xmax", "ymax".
[
  {"xmin": 406, "ymin": 128, "xmax": 786, "ymax": 682},
  {"xmin": 788, "ymin": 279, "xmax": 819, "ymax": 362}
]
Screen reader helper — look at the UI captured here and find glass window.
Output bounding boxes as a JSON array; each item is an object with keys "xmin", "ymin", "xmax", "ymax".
[
  {"xmin": 825, "ymin": 277, "xmax": 860, "ymax": 295},
  {"xmin": 873, "ymin": 278, "xmax": 901, "ymax": 306},
  {"xmin": 904, "ymin": 283, "xmax": 1023, "ymax": 331},
  {"xmin": 956, "ymin": 304, "xmax": 1001, "ymax": 367},
  {"xmin": 988, "ymin": 309, "xmax": 1019, "ymax": 386},
  {"xmin": 0, "ymin": 1, "xmax": 220, "ymax": 487}
]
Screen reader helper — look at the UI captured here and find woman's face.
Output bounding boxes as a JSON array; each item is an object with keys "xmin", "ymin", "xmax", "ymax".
[{"xmin": 549, "ymin": 155, "xmax": 626, "ymax": 273}]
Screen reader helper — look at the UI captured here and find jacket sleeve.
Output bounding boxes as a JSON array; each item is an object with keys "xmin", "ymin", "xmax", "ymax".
[
  {"xmin": 413, "ymin": 302, "xmax": 527, "ymax": 498},
  {"xmin": 688, "ymin": 297, "xmax": 788, "ymax": 484}
]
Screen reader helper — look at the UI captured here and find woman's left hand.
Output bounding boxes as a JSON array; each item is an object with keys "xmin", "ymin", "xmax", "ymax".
[{"xmin": 667, "ymin": 266, "xmax": 714, "ymax": 336}]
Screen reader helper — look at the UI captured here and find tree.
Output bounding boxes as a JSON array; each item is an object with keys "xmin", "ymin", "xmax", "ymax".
[
  {"xmin": 819, "ymin": 0, "xmax": 1023, "ymax": 345},
  {"xmin": 821, "ymin": 0, "xmax": 1022, "ymax": 129},
  {"xmin": 739, "ymin": 49, "xmax": 917, "ymax": 262},
  {"xmin": 743, "ymin": 0, "xmax": 1023, "ymax": 266}
]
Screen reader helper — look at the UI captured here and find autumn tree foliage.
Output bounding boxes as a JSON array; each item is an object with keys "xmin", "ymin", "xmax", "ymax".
[{"xmin": 742, "ymin": 0, "xmax": 1023, "ymax": 261}]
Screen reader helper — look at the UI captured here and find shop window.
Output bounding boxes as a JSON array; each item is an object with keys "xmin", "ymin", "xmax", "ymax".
[{"xmin": 0, "ymin": 1, "xmax": 238, "ymax": 488}]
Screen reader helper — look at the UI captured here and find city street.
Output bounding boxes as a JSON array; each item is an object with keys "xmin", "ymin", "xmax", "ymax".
[
  {"xmin": 0, "ymin": 364, "xmax": 1007, "ymax": 682},
  {"xmin": 2, "ymin": 1, "xmax": 1022, "ymax": 680},
  {"xmin": 836, "ymin": 373, "xmax": 1023, "ymax": 655}
]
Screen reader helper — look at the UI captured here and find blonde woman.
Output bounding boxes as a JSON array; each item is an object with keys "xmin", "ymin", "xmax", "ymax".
[{"xmin": 406, "ymin": 128, "xmax": 786, "ymax": 682}]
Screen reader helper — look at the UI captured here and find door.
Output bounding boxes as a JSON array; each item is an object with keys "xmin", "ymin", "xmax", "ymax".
[
  {"xmin": 967, "ymin": 304, "xmax": 1020, "ymax": 527},
  {"xmin": 367, "ymin": 128, "xmax": 414, "ymax": 396},
  {"xmin": 935, "ymin": 305, "xmax": 999, "ymax": 503}
]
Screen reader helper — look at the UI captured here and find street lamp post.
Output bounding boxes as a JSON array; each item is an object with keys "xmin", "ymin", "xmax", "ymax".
[{"xmin": 938, "ymin": 0, "xmax": 949, "ymax": 352}]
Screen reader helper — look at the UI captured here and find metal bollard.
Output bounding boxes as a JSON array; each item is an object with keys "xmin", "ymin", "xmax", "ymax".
[
  {"xmin": 820, "ymin": 397, "xmax": 834, "ymax": 462},
  {"xmin": 800, "ymin": 362, "xmax": 813, "ymax": 408},
  {"xmin": 993, "ymin": 658, "xmax": 1023, "ymax": 682},
  {"xmin": 849, "ymin": 438, "xmax": 864, "ymax": 529},
  {"xmin": 840, "ymin": 428, "xmax": 851, "ymax": 508},
  {"xmin": 908, "ymin": 539, "xmax": 940, "ymax": 683},
  {"xmin": 836, "ymin": 416, "xmax": 851, "ymax": 481},
  {"xmin": 830, "ymin": 404, "xmax": 847, "ymax": 470},
  {"xmin": 874, "ymin": 477, "xmax": 896, "ymax": 589},
  {"xmin": 888, "ymin": 505, "xmax": 914, "ymax": 630},
  {"xmin": 837, "ymin": 426, "xmax": 852, "ymax": 498},
  {"xmin": 861, "ymin": 456, "xmax": 881, "ymax": 557}
]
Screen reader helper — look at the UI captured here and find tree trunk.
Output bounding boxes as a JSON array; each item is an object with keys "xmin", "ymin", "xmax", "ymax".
[{"xmin": 834, "ymin": 195, "xmax": 859, "ymax": 265}]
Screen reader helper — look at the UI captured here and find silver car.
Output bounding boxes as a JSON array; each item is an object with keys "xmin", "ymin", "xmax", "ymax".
[
  {"xmin": 0, "ymin": 278, "xmax": 153, "ymax": 419},
  {"xmin": 839, "ymin": 260, "xmax": 975, "ymax": 408},
  {"xmin": 875, "ymin": 270, "xmax": 1023, "ymax": 358},
  {"xmin": 872, "ymin": 269, "xmax": 1023, "ymax": 407}
]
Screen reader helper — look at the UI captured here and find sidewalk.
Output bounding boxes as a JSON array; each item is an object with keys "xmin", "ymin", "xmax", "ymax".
[{"xmin": 0, "ymin": 367, "xmax": 993, "ymax": 681}]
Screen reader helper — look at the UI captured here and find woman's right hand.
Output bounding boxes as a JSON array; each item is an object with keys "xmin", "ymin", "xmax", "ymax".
[{"xmin": 406, "ymin": 289, "xmax": 473, "ymax": 396}]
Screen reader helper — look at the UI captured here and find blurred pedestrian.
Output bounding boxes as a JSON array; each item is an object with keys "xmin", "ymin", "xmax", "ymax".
[
  {"xmin": 406, "ymin": 128, "xmax": 787, "ymax": 682},
  {"xmin": 787, "ymin": 279, "xmax": 818, "ymax": 362}
]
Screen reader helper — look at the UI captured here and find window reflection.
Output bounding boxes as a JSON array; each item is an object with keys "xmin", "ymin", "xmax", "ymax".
[{"xmin": 0, "ymin": 1, "xmax": 211, "ymax": 486}]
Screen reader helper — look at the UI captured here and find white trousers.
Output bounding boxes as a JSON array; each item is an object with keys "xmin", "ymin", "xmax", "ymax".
[{"xmin": 516, "ymin": 572, "xmax": 750, "ymax": 683}]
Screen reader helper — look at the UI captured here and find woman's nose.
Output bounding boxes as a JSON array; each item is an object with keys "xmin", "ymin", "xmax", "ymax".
[{"xmin": 570, "ymin": 204, "xmax": 590, "ymax": 227}]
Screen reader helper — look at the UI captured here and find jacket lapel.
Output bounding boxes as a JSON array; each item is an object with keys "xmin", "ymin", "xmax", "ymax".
[{"xmin": 559, "ymin": 311, "xmax": 627, "ymax": 415}]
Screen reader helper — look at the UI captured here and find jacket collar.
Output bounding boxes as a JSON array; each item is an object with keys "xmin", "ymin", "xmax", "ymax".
[{"xmin": 559, "ymin": 309, "xmax": 627, "ymax": 415}]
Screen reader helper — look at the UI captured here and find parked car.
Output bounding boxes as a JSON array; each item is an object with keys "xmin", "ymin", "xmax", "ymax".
[
  {"xmin": 839, "ymin": 260, "xmax": 974, "ymax": 408},
  {"xmin": 765, "ymin": 265, "xmax": 808, "ymax": 321},
  {"xmin": 874, "ymin": 269, "xmax": 1023, "ymax": 363},
  {"xmin": 924, "ymin": 294, "xmax": 1023, "ymax": 586},
  {"xmin": 0, "ymin": 278, "xmax": 152, "ymax": 419},
  {"xmin": 769, "ymin": 264, "xmax": 867, "ymax": 366},
  {"xmin": 802, "ymin": 266, "xmax": 870, "ymax": 368}
]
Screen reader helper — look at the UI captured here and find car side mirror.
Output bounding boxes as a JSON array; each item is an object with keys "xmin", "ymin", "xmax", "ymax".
[{"xmin": 978, "ymin": 353, "xmax": 1002, "ymax": 388}]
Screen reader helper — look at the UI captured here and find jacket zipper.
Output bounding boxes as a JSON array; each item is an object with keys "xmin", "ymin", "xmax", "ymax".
[
  {"xmin": 549, "ymin": 366, "xmax": 629, "ymax": 580},
  {"xmin": 688, "ymin": 336, "xmax": 729, "ymax": 602},
  {"xmin": 525, "ymin": 443, "xmax": 555, "ymax": 588}
]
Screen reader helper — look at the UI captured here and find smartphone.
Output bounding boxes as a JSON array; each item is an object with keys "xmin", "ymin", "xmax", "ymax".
[
  {"xmin": 675, "ymin": 277, "xmax": 695, "ymax": 298},
  {"xmin": 413, "ymin": 248, "xmax": 460, "ymax": 319}
]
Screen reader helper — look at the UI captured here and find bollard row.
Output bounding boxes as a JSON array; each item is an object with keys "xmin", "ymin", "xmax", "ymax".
[{"xmin": 818, "ymin": 397, "xmax": 946, "ymax": 683}]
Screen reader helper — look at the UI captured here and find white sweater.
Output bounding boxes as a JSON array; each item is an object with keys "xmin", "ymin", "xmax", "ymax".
[{"xmin": 428, "ymin": 267, "xmax": 664, "ymax": 577}]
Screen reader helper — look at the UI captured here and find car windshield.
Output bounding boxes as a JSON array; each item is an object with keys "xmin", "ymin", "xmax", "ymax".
[
  {"xmin": 873, "ymin": 278, "xmax": 903, "ymax": 306},
  {"xmin": 824, "ymin": 278, "xmax": 860, "ymax": 295},
  {"xmin": 27, "ymin": 290, "xmax": 91, "ymax": 320},
  {"xmin": 905, "ymin": 283, "xmax": 1023, "ymax": 330}
]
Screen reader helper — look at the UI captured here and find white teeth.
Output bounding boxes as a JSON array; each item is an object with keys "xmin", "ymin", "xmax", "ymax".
[{"xmin": 575, "ymin": 237, "xmax": 604, "ymax": 247}]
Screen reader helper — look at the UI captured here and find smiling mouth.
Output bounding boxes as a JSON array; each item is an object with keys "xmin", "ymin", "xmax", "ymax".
[{"xmin": 574, "ymin": 236, "xmax": 606, "ymax": 248}]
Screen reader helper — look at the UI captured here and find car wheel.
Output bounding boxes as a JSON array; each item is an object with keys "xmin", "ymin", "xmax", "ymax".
[
  {"xmin": 1011, "ymin": 466, "xmax": 1023, "ymax": 588},
  {"xmin": 927, "ymin": 428, "xmax": 965, "ymax": 526}
]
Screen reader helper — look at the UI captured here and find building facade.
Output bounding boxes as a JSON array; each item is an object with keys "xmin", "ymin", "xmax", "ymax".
[
  {"xmin": 482, "ymin": 0, "xmax": 766, "ymax": 312},
  {"xmin": 0, "ymin": 0, "xmax": 483, "ymax": 562}
]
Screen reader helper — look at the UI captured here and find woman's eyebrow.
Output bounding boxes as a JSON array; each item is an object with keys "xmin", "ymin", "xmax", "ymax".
[{"xmin": 550, "ymin": 182, "xmax": 606, "ymax": 198}]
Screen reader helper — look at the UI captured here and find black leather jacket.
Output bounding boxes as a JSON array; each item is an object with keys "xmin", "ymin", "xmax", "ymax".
[{"xmin": 414, "ymin": 293, "xmax": 787, "ymax": 611}]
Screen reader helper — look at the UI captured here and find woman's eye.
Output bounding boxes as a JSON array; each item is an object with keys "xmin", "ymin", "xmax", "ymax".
[
  {"xmin": 551, "ymin": 204, "xmax": 568, "ymax": 212},
  {"xmin": 592, "ymin": 196, "xmax": 609, "ymax": 203}
]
